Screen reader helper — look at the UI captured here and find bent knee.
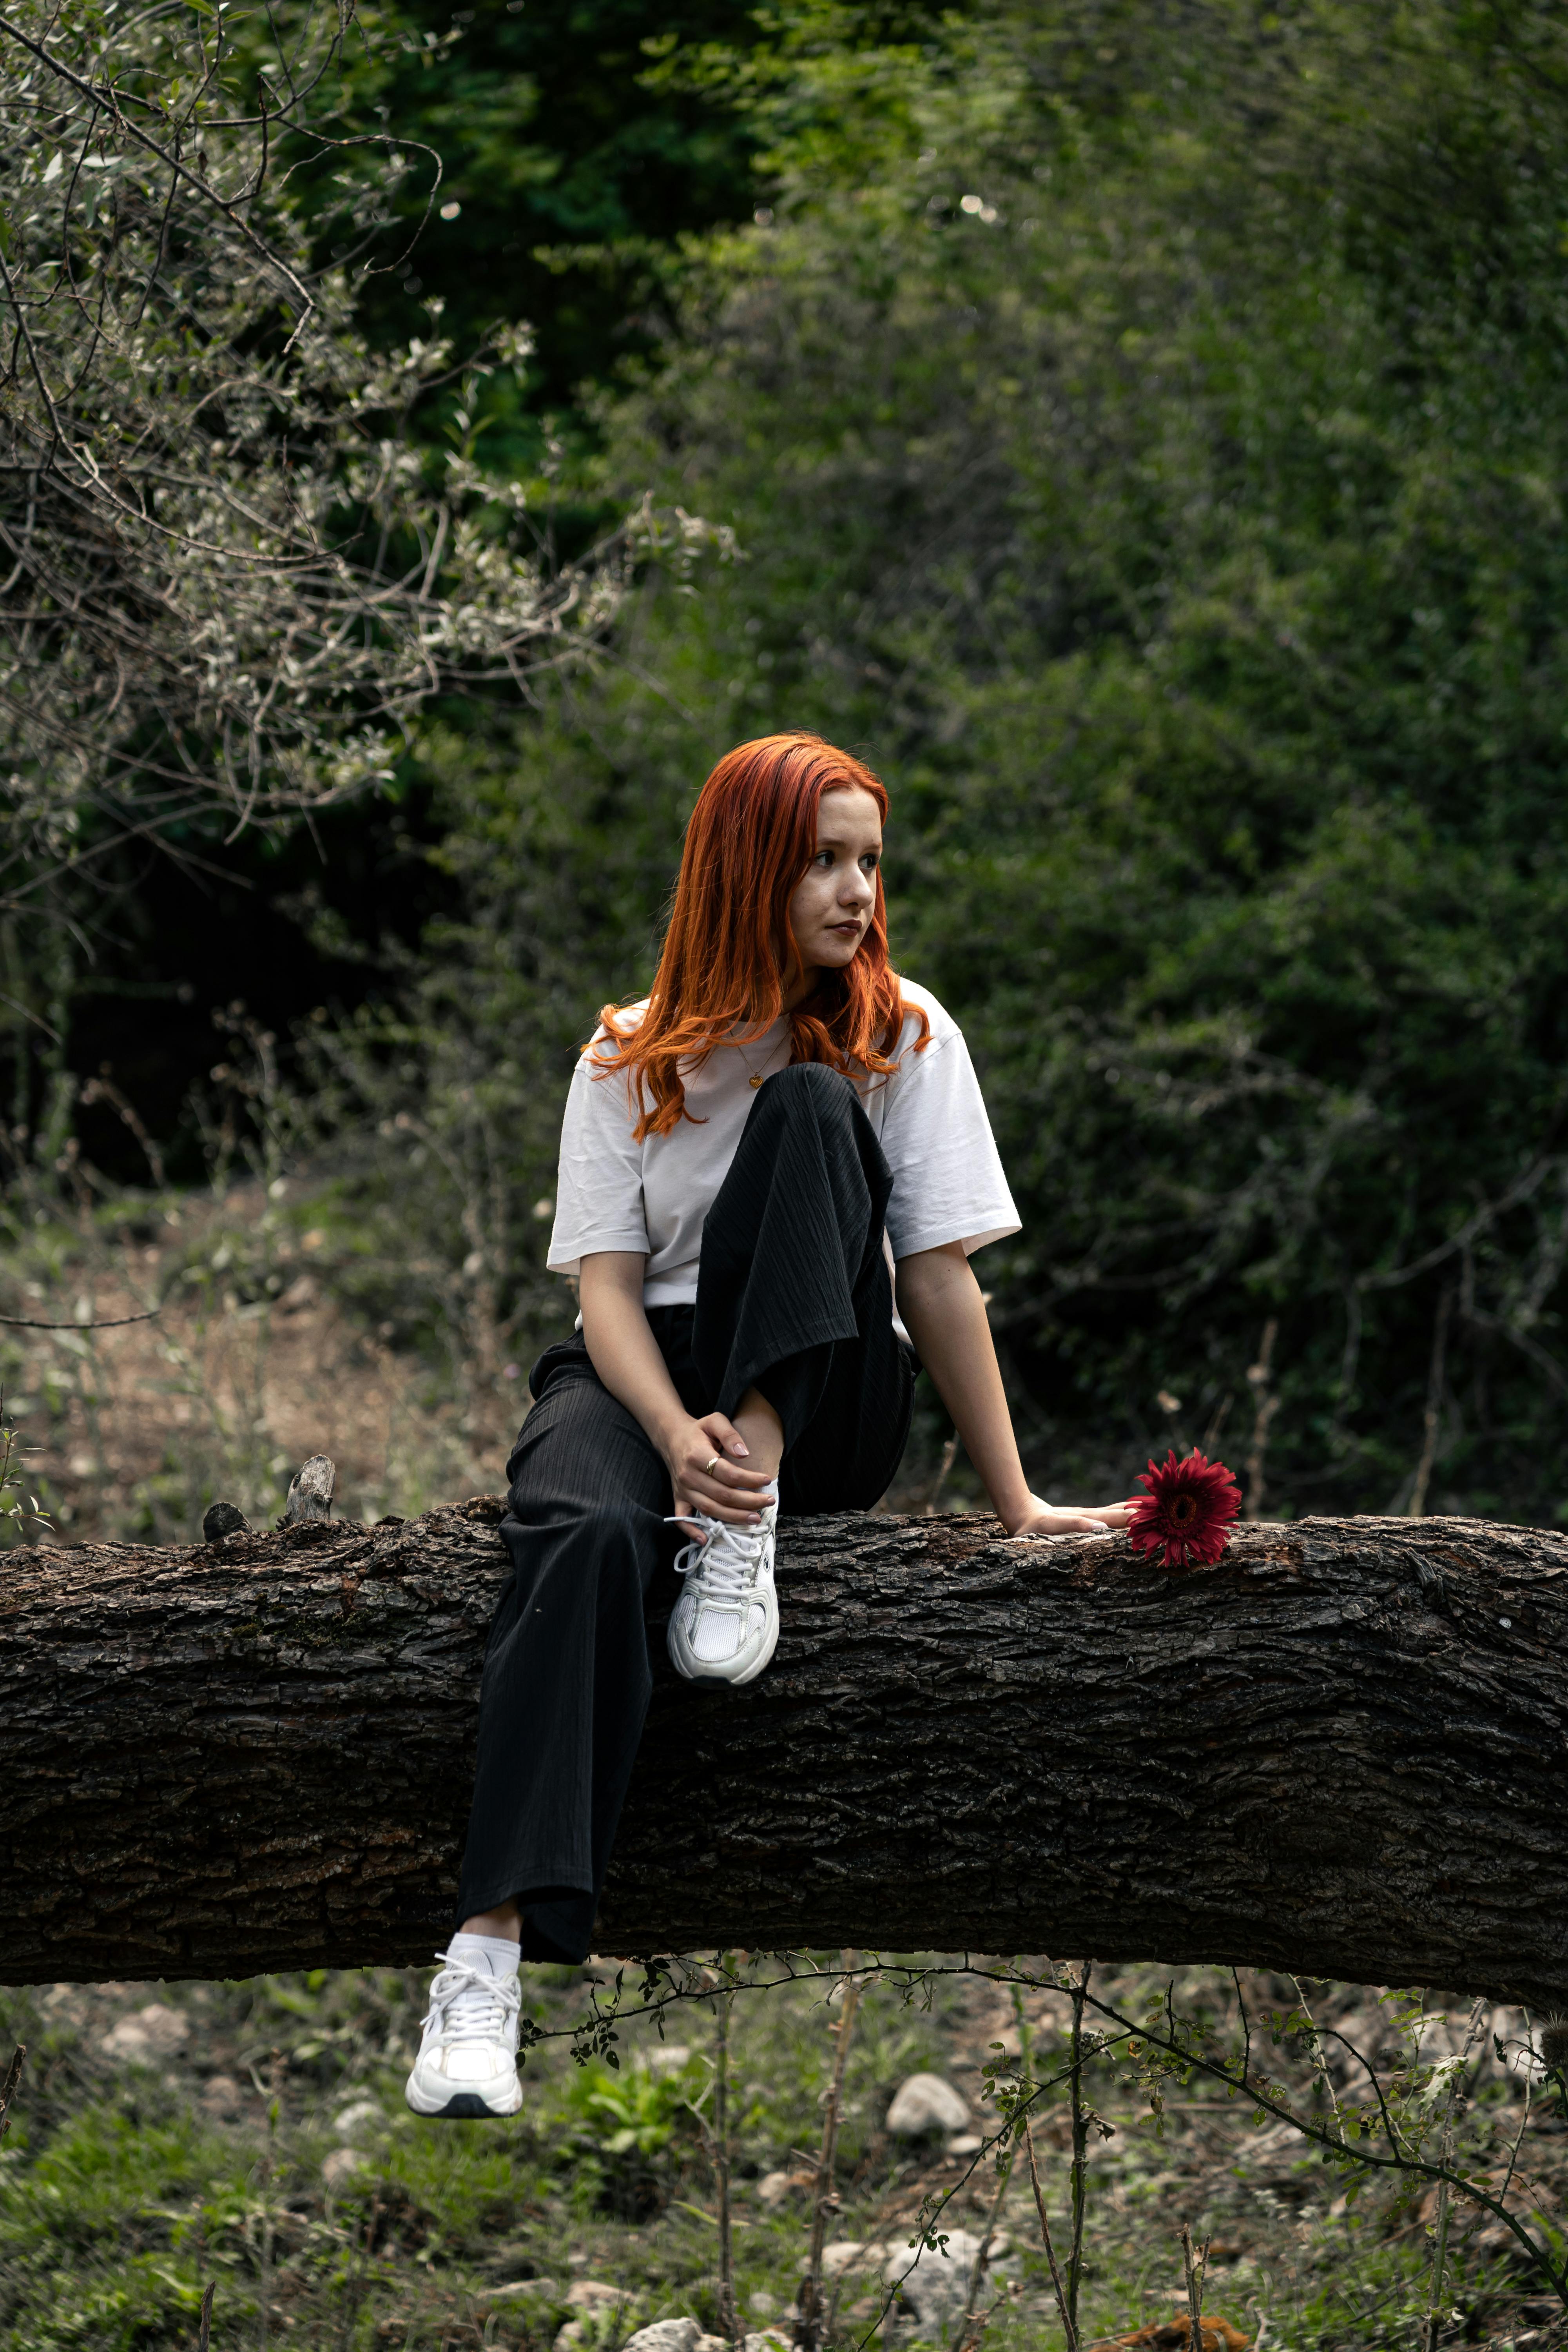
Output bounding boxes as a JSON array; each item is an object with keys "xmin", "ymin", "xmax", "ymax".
[
  {"xmin": 505, "ymin": 1492, "xmax": 648, "ymax": 1566},
  {"xmin": 758, "ymin": 1061, "xmax": 858, "ymax": 1114}
]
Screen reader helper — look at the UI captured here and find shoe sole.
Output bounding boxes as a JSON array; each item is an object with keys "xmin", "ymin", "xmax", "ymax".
[{"xmin": 404, "ymin": 2079, "xmax": 522, "ymax": 2120}]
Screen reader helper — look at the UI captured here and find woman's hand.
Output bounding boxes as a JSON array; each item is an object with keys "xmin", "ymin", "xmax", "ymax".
[
  {"xmin": 662, "ymin": 1410, "xmax": 777, "ymax": 1533},
  {"xmin": 1003, "ymin": 1495, "xmax": 1137, "ymax": 1540},
  {"xmin": 578, "ymin": 1256, "xmax": 777, "ymax": 1537},
  {"xmin": 894, "ymin": 1247, "xmax": 1141, "ymax": 1540}
]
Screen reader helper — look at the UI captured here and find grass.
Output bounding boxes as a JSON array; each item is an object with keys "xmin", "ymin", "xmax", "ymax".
[{"xmin": 0, "ymin": 1961, "xmax": 1563, "ymax": 2352}]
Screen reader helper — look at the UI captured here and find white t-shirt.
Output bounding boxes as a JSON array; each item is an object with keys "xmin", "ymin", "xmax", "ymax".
[{"xmin": 547, "ymin": 978, "xmax": 1019, "ymax": 1308}]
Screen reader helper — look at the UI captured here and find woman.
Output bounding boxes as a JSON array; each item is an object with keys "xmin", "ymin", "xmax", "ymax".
[{"xmin": 405, "ymin": 733, "xmax": 1132, "ymax": 2119}]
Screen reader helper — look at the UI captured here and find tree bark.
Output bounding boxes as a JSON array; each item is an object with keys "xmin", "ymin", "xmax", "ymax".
[{"xmin": 2, "ymin": 1504, "xmax": 1565, "ymax": 2002}]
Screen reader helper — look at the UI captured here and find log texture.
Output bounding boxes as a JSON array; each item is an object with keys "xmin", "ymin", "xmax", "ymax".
[{"xmin": 2, "ymin": 1505, "xmax": 1566, "ymax": 2000}]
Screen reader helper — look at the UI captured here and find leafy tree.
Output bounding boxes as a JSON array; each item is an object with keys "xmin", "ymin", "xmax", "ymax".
[
  {"xmin": 0, "ymin": 0, "xmax": 717, "ymax": 1171},
  {"xmin": 288, "ymin": 0, "xmax": 768, "ymax": 436},
  {"xmin": 406, "ymin": 0, "xmax": 1568, "ymax": 1517}
]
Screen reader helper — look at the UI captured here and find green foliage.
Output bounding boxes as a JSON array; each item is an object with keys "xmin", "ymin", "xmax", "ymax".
[
  {"xmin": 556, "ymin": 2050, "xmax": 706, "ymax": 2219},
  {"xmin": 287, "ymin": 0, "xmax": 766, "ymax": 435},
  {"xmin": 380, "ymin": 0, "xmax": 1568, "ymax": 1517},
  {"xmin": 0, "ymin": 1960, "xmax": 1559, "ymax": 2351}
]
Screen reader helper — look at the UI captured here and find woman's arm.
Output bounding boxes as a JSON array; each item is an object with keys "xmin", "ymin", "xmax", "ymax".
[
  {"xmin": 894, "ymin": 1241, "xmax": 1133, "ymax": 1537},
  {"xmin": 578, "ymin": 1252, "xmax": 776, "ymax": 1528}
]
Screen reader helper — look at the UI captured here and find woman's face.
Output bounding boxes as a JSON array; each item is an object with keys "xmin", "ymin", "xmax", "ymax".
[{"xmin": 785, "ymin": 784, "xmax": 883, "ymax": 992}]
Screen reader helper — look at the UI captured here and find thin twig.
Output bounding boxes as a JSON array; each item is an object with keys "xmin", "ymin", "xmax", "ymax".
[
  {"xmin": 1243, "ymin": 1319, "xmax": 1278, "ymax": 1521},
  {"xmin": 796, "ymin": 1965, "xmax": 863, "ymax": 2352},
  {"xmin": 1021, "ymin": 2116, "xmax": 1077, "ymax": 2352},
  {"xmin": 1496, "ymin": 2011, "xmax": 1533, "ymax": 2209},
  {"xmin": 1408, "ymin": 1284, "xmax": 1455, "ymax": 1517},
  {"xmin": 0, "ymin": 2044, "xmax": 24, "ymax": 2138},
  {"xmin": 1067, "ymin": 1960, "xmax": 1093, "ymax": 2334},
  {"xmin": 0, "ymin": 1307, "xmax": 160, "ymax": 1329},
  {"xmin": 950, "ymin": 1982, "xmax": 1040, "ymax": 2352},
  {"xmin": 950, "ymin": 2138, "xmax": 1011, "ymax": 2352},
  {"xmin": 714, "ymin": 1967, "xmax": 737, "ymax": 2351},
  {"xmin": 1179, "ymin": 2222, "xmax": 1210, "ymax": 2352},
  {"xmin": 1425, "ymin": 1999, "xmax": 1488, "ymax": 2352},
  {"xmin": 1288, "ymin": 1977, "xmax": 1346, "ymax": 2145}
]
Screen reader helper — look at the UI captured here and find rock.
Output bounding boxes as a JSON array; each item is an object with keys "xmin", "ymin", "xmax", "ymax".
[
  {"xmin": 202, "ymin": 1500, "xmax": 251, "ymax": 1541},
  {"xmin": 332, "ymin": 2097, "xmax": 384, "ymax": 2143},
  {"xmin": 823, "ymin": 2242, "xmax": 895, "ymax": 2280},
  {"xmin": 946, "ymin": 2132, "xmax": 984, "ymax": 2157},
  {"xmin": 623, "ymin": 2324, "xmax": 702, "ymax": 2352},
  {"xmin": 643, "ymin": 2042, "xmax": 692, "ymax": 2076},
  {"xmin": 199, "ymin": 2073, "xmax": 244, "ymax": 2118},
  {"xmin": 756, "ymin": 2167, "xmax": 812, "ymax": 2208},
  {"xmin": 322, "ymin": 2146, "xmax": 366, "ymax": 2192},
  {"xmin": 743, "ymin": 2334, "xmax": 792, "ymax": 2352},
  {"xmin": 746, "ymin": 2292, "xmax": 779, "ymax": 2319},
  {"xmin": 885, "ymin": 2073, "xmax": 970, "ymax": 2137},
  {"xmin": 621, "ymin": 2323, "xmax": 727, "ymax": 2352},
  {"xmin": 884, "ymin": 2229, "xmax": 986, "ymax": 2330},
  {"xmin": 567, "ymin": 2283, "xmax": 636, "ymax": 2313},
  {"xmin": 100, "ymin": 2002, "xmax": 190, "ymax": 2062}
]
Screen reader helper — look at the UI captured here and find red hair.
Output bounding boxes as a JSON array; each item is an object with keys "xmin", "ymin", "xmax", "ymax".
[{"xmin": 595, "ymin": 732, "xmax": 930, "ymax": 1139}]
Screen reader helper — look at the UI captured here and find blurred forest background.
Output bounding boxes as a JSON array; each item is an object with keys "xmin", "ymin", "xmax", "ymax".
[{"xmin": 4, "ymin": 0, "xmax": 1568, "ymax": 1537}]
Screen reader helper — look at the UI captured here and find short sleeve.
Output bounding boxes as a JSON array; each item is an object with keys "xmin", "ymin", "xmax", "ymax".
[
  {"xmin": 546, "ymin": 1050, "xmax": 650, "ymax": 1274},
  {"xmin": 879, "ymin": 1028, "xmax": 1020, "ymax": 1261}
]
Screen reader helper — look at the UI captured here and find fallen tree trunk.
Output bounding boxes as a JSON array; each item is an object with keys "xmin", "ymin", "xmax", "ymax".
[{"xmin": 2, "ymin": 1503, "xmax": 1565, "ymax": 2000}]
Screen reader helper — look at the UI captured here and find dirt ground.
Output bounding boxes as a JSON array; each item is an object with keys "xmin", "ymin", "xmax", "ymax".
[{"xmin": 1, "ymin": 1185, "xmax": 517, "ymax": 1543}]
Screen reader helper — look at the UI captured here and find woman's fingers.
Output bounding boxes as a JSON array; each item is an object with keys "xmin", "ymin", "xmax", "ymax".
[
  {"xmin": 685, "ymin": 1420, "xmax": 774, "ymax": 1492},
  {"xmin": 665, "ymin": 1414, "xmax": 778, "ymax": 1530},
  {"xmin": 675, "ymin": 1484, "xmax": 772, "ymax": 1529},
  {"xmin": 1004, "ymin": 1494, "xmax": 1122, "ymax": 1539},
  {"xmin": 697, "ymin": 1411, "xmax": 750, "ymax": 1461},
  {"xmin": 671, "ymin": 1459, "xmax": 776, "ymax": 1530}
]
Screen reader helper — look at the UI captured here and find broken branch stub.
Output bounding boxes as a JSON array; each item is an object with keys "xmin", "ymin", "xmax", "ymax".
[{"xmin": 283, "ymin": 1454, "xmax": 335, "ymax": 1526}]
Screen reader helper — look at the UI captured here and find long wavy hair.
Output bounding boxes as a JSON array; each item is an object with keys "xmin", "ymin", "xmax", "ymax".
[{"xmin": 595, "ymin": 732, "xmax": 930, "ymax": 1139}]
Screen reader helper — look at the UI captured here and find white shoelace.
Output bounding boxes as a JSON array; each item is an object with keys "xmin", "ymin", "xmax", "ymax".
[
  {"xmin": 668, "ymin": 1511, "xmax": 773, "ymax": 1605},
  {"xmin": 426, "ymin": 1953, "xmax": 521, "ymax": 2047}
]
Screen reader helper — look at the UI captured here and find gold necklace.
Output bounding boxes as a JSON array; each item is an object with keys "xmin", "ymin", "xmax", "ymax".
[{"xmin": 735, "ymin": 1025, "xmax": 778, "ymax": 1089}]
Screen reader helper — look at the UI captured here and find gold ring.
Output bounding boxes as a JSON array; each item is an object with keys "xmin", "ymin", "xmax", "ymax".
[{"xmin": 704, "ymin": 1454, "xmax": 721, "ymax": 1476}]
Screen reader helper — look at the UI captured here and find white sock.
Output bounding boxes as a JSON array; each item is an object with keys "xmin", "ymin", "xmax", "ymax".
[{"xmin": 446, "ymin": 1931, "xmax": 520, "ymax": 1978}]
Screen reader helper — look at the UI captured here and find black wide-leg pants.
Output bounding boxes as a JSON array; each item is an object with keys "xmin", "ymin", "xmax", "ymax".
[{"xmin": 454, "ymin": 1063, "xmax": 916, "ymax": 1961}]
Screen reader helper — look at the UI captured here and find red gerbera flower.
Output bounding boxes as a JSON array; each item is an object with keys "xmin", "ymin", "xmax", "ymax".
[{"xmin": 1128, "ymin": 1447, "xmax": 1241, "ymax": 1568}]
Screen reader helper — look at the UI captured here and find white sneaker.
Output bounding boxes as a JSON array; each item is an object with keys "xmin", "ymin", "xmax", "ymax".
[
  {"xmin": 667, "ymin": 1500, "xmax": 779, "ymax": 1685},
  {"xmin": 404, "ymin": 1953, "xmax": 524, "ymax": 2118}
]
